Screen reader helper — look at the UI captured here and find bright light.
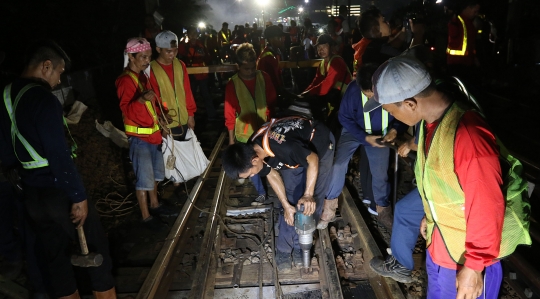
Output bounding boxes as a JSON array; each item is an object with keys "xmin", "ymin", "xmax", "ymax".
[
  {"xmin": 436, "ymin": 0, "xmax": 442, "ymax": 3},
  {"xmin": 198, "ymin": 22, "xmax": 206, "ymax": 28},
  {"xmin": 318, "ymin": 28, "xmax": 323, "ymax": 33},
  {"xmin": 430, "ymin": 46, "xmax": 435, "ymax": 51},
  {"xmin": 305, "ymin": 0, "xmax": 309, "ymax": 3},
  {"xmin": 299, "ymin": 7, "xmax": 304, "ymax": 12},
  {"xmin": 259, "ymin": 0, "xmax": 269, "ymax": 6}
]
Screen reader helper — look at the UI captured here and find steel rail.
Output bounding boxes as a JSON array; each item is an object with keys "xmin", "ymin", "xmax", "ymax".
[
  {"xmin": 189, "ymin": 170, "xmax": 228, "ymax": 299},
  {"xmin": 136, "ymin": 132, "xmax": 227, "ymax": 299},
  {"xmin": 340, "ymin": 187, "xmax": 406, "ymax": 299}
]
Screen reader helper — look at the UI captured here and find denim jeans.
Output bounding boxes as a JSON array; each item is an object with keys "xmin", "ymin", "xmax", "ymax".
[
  {"xmin": 128, "ymin": 137, "xmax": 165, "ymax": 190},
  {"xmin": 390, "ymin": 188, "xmax": 424, "ymax": 270},
  {"xmin": 250, "ymin": 174, "xmax": 265, "ymax": 195}
]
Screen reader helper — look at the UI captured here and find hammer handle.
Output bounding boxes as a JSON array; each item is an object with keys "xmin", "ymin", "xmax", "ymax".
[{"xmin": 77, "ymin": 226, "xmax": 89, "ymax": 255}]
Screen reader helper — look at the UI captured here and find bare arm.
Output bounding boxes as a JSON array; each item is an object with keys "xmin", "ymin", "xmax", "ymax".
[
  {"xmin": 267, "ymin": 168, "xmax": 296, "ymax": 226},
  {"xmin": 297, "ymin": 152, "xmax": 318, "ymax": 216}
]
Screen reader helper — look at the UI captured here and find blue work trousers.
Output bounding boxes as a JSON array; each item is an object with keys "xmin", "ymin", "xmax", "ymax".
[
  {"xmin": 326, "ymin": 128, "xmax": 390, "ymax": 206},
  {"xmin": 390, "ymin": 187, "xmax": 424, "ymax": 270},
  {"xmin": 276, "ymin": 133, "xmax": 335, "ymax": 253},
  {"xmin": 250, "ymin": 174, "xmax": 265, "ymax": 195}
]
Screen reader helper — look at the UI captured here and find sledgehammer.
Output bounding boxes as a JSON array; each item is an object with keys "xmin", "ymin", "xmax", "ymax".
[{"xmin": 71, "ymin": 226, "xmax": 103, "ymax": 267}]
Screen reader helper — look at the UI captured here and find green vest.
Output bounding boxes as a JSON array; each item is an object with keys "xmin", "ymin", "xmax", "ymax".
[
  {"xmin": 231, "ymin": 71, "xmax": 268, "ymax": 143},
  {"xmin": 415, "ymin": 101, "xmax": 531, "ymax": 264},
  {"xmin": 150, "ymin": 59, "xmax": 189, "ymax": 127}
]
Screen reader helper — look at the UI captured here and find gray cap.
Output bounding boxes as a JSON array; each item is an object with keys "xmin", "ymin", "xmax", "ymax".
[
  {"xmin": 363, "ymin": 55, "xmax": 432, "ymax": 113},
  {"xmin": 155, "ymin": 30, "xmax": 178, "ymax": 49}
]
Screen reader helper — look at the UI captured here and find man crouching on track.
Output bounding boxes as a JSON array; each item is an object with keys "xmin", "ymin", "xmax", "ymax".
[
  {"xmin": 363, "ymin": 55, "xmax": 531, "ymax": 299},
  {"xmin": 222, "ymin": 105, "xmax": 334, "ymax": 272}
]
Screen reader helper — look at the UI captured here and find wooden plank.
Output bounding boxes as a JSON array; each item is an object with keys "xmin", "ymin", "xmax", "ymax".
[
  {"xmin": 278, "ymin": 59, "xmax": 323, "ymax": 69},
  {"xmin": 186, "ymin": 64, "xmax": 237, "ymax": 74}
]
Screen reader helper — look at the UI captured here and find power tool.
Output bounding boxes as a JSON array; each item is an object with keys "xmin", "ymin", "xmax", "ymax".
[{"xmin": 294, "ymin": 204, "xmax": 316, "ymax": 269}]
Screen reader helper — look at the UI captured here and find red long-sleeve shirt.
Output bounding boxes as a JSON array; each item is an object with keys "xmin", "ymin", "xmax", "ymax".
[
  {"xmin": 304, "ymin": 55, "xmax": 351, "ymax": 96},
  {"xmin": 425, "ymin": 111, "xmax": 504, "ymax": 271},
  {"xmin": 256, "ymin": 46, "xmax": 282, "ymax": 90},
  {"xmin": 148, "ymin": 60, "xmax": 197, "ymax": 117},
  {"xmin": 116, "ymin": 69, "xmax": 162, "ymax": 145},
  {"xmin": 224, "ymin": 71, "xmax": 276, "ymax": 131}
]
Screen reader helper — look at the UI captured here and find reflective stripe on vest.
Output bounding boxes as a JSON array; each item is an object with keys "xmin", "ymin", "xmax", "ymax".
[
  {"xmin": 362, "ymin": 92, "xmax": 388, "ymax": 135},
  {"xmin": 3, "ymin": 83, "xmax": 49, "ymax": 169},
  {"xmin": 446, "ymin": 15, "xmax": 468, "ymax": 56},
  {"xmin": 221, "ymin": 31, "xmax": 229, "ymax": 44},
  {"xmin": 320, "ymin": 55, "xmax": 351, "ymax": 96},
  {"xmin": 122, "ymin": 71, "xmax": 160, "ymax": 135},
  {"xmin": 251, "ymin": 117, "xmax": 313, "ymax": 168},
  {"xmin": 415, "ymin": 102, "xmax": 531, "ymax": 264},
  {"xmin": 150, "ymin": 59, "xmax": 188, "ymax": 127},
  {"xmin": 231, "ymin": 71, "xmax": 267, "ymax": 143}
]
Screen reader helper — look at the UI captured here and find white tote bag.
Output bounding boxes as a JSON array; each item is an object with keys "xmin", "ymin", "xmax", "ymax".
[{"xmin": 162, "ymin": 129, "xmax": 210, "ymax": 183}]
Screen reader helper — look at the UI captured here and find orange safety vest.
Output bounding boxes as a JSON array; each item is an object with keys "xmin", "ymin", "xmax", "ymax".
[{"xmin": 120, "ymin": 71, "xmax": 160, "ymax": 137}]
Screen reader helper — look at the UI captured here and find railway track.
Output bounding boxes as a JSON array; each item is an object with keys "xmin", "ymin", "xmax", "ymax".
[{"xmin": 109, "ymin": 130, "xmax": 405, "ymax": 299}]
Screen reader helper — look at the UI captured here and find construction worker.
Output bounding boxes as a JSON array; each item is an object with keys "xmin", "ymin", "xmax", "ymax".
[
  {"xmin": 0, "ymin": 40, "xmax": 116, "ymax": 299},
  {"xmin": 149, "ymin": 30, "xmax": 197, "ymax": 142},
  {"xmin": 321, "ymin": 63, "xmax": 407, "ymax": 230},
  {"xmin": 218, "ymin": 22, "xmax": 232, "ymax": 62},
  {"xmin": 224, "ymin": 43, "xmax": 276, "ymax": 205},
  {"xmin": 178, "ymin": 27, "xmax": 216, "ymax": 120},
  {"xmin": 364, "ymin": 55, "xmax": 531, "ymax": 299},
  {"xmin": 288, "ymin": 20, "xmax": 300, "ymax": 46},
  {"xmin": 117, "ymin": 37, "xmax": 175, "ymax": 231},
  {"xmin": 257, "ymin": 25, "xmax": 285, "ymax": 96},
  {"xmin": 447, "ymin": 0, "xmax": 481, "ymax": 81},
  {"xmin": 221, "ymin": 108, "xmax": 335, "ymax": 273}
]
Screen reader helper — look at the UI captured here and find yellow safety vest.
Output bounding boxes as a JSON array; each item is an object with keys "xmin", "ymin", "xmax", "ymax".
[
  {"xmin": 150, "ymin": 59, "xmax": 189, "ymax": 128},
  {"xmin": 446, "ymin": 15, "xmax": 468, "ymax": 56},
  {"xmin": 361, "ymin": 92, "xmax": 388, "ymax": 135},
  {"xmin": 121, "ymin": 71, "xmax": 160, "ymax": 136},
  {"xmin": 231, "ymin": 71, "xmax": 267, "ymax": 143},
  {"xmin": 318, "ymin": 55, "xmax": 351, "ymax": 96},
  {"xmin": 416, "ymin": 102, "xmax": 531, "ymax": 264}
]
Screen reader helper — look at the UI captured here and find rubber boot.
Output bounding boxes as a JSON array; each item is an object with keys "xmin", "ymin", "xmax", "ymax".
[
  {"xmin": 376, "ymin": 205, "xmax": 393, "ymax": 230},
  {"xmin": 317, "ymin": 198, "xmax": 338, "ymax": 229},
  {"xmin": 93, "ymin": 287, "xmax": 117, "ymax": 299},
  {"xmin": 59, "ymin": 290, "xmax": 81, "ymax": 299}
]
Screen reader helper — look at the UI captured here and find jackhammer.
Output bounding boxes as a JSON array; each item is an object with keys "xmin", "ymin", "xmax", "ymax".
[{"xmin": 294, "ymin": 204, "xmax": 316, "ymax": 270}]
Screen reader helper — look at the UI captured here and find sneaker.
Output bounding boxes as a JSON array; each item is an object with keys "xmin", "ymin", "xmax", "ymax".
[
  {"xmin": 376, "ymin": 205, "xmax": 393, "ymax": 230},
  {"xmin": 150, "ymin": 203, "xmax": 179, "ymax": 217},
  {"xmin": 369, "ymin": 255, "xmax": 412, "ymax": 283},
  {"xmin": 251, "ymin": 194, "xmax": 266, "ymax": 206},
  {"xmin": 292, "ymin": 249, "xmax": 303, "ymax": 268},
  {"xmin": 368, "ymin": 201, "xmax": 378, "ymax": 215},
  {"xmin": 143, "ymin": 216, "xmax": 167, "ymax": 231},
  {"xmin": 276, "ymin": 251, "xmax": 292, "ymax": 272},
  {"xmin": 362, "ymin": 198, "xmax": 371, "ymax": 204}
]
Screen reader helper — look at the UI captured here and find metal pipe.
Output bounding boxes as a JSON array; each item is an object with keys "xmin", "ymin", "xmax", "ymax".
[{"xmin": 136, "ymin": 132, "xmax": 226, "ymax": 299}]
